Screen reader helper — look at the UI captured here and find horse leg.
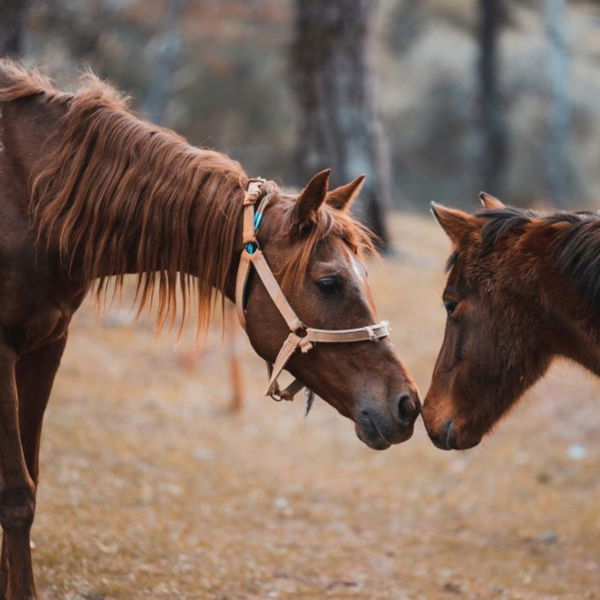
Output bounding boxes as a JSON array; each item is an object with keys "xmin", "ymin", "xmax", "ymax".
[
  {"xmin": 0, "ymin": 336, "xmax": 68, "ymax": 599},
  {"xmin": 0, "ymin": 345, "xmax": 37, "ymax": 599},
  {"xmin": 0, "ymin": 541, "xmax": 6, "ymax": 600},
  {"xmin": 16, "ymin": 336, "xmax": 67, "ymax": 499}
]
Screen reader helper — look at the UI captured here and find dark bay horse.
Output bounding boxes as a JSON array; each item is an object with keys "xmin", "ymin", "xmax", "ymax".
[
  {"xmin": 422, "ymin": 192, "xmax": 600, "ymax": 450},
  {"xmin": 0, "ymin": 61, "xmax": 419, "ymax": 598}
]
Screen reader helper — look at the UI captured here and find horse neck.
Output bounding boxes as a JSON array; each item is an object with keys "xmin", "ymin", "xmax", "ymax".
[
  {"xmin": 89, "ymin": 175, "xmax": 246, "ymax": 301},
  {"xmin": 531, "ymin": 225, "xmax": 600, "ymax": 376},
  {"xmin": 27, "ymin": 98, "xmax": 247, "ymax": 302}
]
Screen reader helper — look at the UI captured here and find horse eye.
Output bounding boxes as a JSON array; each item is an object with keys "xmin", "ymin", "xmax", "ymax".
[
  {"xmin": 316, "ymin": 277, "xmax": 344, "ymax": 297},
  {"xmin": 444, "ymin": 299, "xmax": 458, "ymax": 316}
]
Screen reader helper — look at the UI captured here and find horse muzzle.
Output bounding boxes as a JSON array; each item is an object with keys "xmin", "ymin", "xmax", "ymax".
[
  {"xmin": 428, "ymin": 418, "xmax": 456, "ymax": 450},
  {"xmin": 354, "ymin": 391, "xmax": 420, "ymax": 450},
  {"xmin": 425, "ymin": 418, "xmax": 481, "ymax": 451}
]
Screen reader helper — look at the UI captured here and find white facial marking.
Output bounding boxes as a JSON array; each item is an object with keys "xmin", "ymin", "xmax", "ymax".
[
  {"xmin": 347, "ymin": 252, "xmax": 372, "ymax": 306},
  {"xmin": 350, "ymin": 254, "xmax": 365, "ymax": 283}
]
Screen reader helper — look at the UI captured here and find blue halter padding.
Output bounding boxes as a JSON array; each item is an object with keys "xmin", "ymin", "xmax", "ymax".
[{"xmin": 245, "ymin": 193, "xmax": 273, "ymax": 254}]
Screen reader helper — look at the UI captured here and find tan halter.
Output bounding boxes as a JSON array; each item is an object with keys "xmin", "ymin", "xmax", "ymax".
[{"xmin": 235, "ymin": 178, "xmax": 390, "ymax": 402}]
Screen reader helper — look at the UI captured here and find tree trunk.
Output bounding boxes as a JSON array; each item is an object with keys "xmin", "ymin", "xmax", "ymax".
[
  {"xmin": 143, "ymin": 0, "xmax": 185, "ymax": 125},
  {"xmin": 291, "ymin": 0, "xmax": 392, "ymax": 250},
  {"xmin": 544, "ymin": 0, "xmax": 570, "ymax": 207},
  {"xmin": 478, "ymin": 0, "xmax": 508, "ymax": 196},
  {"xmin": 0, "ymin": 0, "xmax": 30, "ymax": 57}
]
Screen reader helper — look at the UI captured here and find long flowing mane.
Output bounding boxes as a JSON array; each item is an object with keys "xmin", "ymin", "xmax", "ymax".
[
  {"xmin": 476, "ymin": 206, "xmax": 600, "ymax": 308},
  {"xmin": 1, "ymin": 60, "xmax": 250, "ymax": 330},
  {"xmin": 0, "ymin": 60, "xmax": 376, "ymax": 331}
]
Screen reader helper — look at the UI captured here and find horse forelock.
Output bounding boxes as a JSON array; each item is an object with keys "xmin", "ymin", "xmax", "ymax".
[{"xmin": 275, "ymin": 199, "xmax": 377, "ymax": 290}]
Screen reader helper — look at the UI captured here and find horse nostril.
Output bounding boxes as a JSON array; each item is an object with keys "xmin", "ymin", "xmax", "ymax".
[
  {"xmin": 397, "ymin": 393, "xmax": 418, "ymax": 426},
  {"xmin": 442, "ymin": 419, "xmax": 456, "ymax": 450}
]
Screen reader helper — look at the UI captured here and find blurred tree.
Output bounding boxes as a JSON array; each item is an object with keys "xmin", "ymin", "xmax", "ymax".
[
  {"xmin": 478, "ymin": 0, "xmax": 508, "ymax": 195},
  {"xmin": 143, "ymin": 0, "xmax": 185, "ymax": 125},
  {"xmin": 0, "ymin": 0, "xmax": 30, "ymax": 57},
  {"xmin": 387, "ymin": 0, "xmax": 424, "ymax": 54},
  {"xmin": 291, "ymin": 0, "xmax": 392, "ymax": 250},
  {"xmin": 545, "ymin": 0, "xmax": 570, "ymax": 207},
  {"xmin": 30, "ymin": 0, "xmax": 114, "ymax": 74}
]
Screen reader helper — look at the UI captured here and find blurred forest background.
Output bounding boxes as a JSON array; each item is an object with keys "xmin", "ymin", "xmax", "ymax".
[
  {"xmin": 2, "ymin": 3, "xmax": 600, "ymax": 598},
  {"xmin": 3, "ymin": 0, "xmax": 600, "ymax": 238}
]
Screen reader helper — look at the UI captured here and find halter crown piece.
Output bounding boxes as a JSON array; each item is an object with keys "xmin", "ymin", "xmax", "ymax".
[{"xmin": 235, "ymin": 178, "xmax": 391, "ymax": 402}]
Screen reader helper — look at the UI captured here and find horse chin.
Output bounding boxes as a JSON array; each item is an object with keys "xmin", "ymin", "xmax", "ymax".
[
  {"xmin": 354, "ymin": 420, "xmax": 414, "ymax": 451},
  {"xmin": 354, "ymin": 422, "xmax": 391, "ymax": 450},
  {"xmin": 450, "ymin": 423, "xmax": 483, "ymax": 450},
  {"xmin": 429, "ymin": 420, "xmax": 482, "ymax": 451},
  {"xmin": 453, "ymin": 434, "xmax": 482, "ymax": 451}
]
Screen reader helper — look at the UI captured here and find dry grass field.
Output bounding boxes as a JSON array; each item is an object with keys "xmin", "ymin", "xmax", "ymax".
[{"xmin": 33, "ymin": 214, "xmax": 599, "ymax": 599}]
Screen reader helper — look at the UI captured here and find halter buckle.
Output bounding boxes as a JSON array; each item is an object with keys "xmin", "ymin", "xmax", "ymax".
[{"xmin": 299, "ymin": 336, "xmax": 313, "ymax": 353}]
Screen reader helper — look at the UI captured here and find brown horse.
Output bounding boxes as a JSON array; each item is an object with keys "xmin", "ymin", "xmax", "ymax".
[
  {"xmin": 0, "ymin": 61, "xmax": 419, "ymax": 598},
  {"xmin": 422, "ymin": 191, "xmax": 600, "ymax": 451}
]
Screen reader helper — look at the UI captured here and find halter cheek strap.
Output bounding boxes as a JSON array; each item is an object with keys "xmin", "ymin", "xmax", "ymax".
[{"xmin": 235, "ymin": 178, "xmax": 390, "ymax": 402}]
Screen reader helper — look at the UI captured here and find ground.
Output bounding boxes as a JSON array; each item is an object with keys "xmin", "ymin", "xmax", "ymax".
[{"xmin": 35, "ymin": 214, "xmax": 599, "ymax": 599}]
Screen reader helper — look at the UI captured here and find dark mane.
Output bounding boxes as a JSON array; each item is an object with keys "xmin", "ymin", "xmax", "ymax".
[
  {"xmin": 475, "ymin": 205, "xmax": 600, "ymax": 308},
  {"xmin": 476, "ymin": 206, "xmax": 540, "ymax": 251},
  {"xmin": 0, "ymin": 60, "xmax": 376, "ymax": 331}
]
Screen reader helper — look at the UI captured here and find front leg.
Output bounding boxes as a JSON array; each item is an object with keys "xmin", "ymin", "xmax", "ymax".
[
  {"xmin": 0, "ymin": 335, "xmax": 69, "ymax": 599},
  {"xmin": 0, "ymin": 345, "xmax": 37, "ymax": 600}
]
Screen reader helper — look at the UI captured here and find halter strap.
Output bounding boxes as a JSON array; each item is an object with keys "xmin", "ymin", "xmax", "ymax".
[{"xmin": 235, "ymin": 178, "xmax": 390, "ymax": 401}]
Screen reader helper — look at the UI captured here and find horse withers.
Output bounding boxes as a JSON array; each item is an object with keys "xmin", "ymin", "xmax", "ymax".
[
  {"xmin": 0, "ymin": 61, "xmax": 419, "ymax": 597},
  {"xmin": 422, "ymin": 192, "xmax": 600, "ymax": 450}
]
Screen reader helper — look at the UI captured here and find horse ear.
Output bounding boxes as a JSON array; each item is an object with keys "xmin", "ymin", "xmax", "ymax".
[
  {"xmin": 431, "ymin": 202, "xmax": 477, "ymax": 244},
  {"xmin": 294, "ymin": 169, "xmax": 331, "ymax": 226},
  {"xmin": 479, "ymin": 191, "xmax": 505, "ymax": 209},
  {"xmin": 326, "ymin": 174, "xmax": 365, "ymax": 211}
]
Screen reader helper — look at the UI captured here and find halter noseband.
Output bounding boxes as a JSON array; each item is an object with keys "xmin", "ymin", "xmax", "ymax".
[{"xmin": 235, "ymin": 178, "xmax": 390, "ymax": 402}]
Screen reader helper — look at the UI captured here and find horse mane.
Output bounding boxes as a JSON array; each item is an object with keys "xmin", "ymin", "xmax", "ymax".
[
  {"xmin": 0, "ymin": 59, "xmax": 61, "ymax": 100},
  {"xmin": 475, "ymin": 205, "xmax": 600, "ymax": 308},
  {"xmin": 0, "ymin": 60, "xmax": 376, "ymax": 331}
]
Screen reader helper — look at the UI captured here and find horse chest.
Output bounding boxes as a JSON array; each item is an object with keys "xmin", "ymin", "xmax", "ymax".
[
  {"xmin": 0, "ymin": 254, "xmax": 86, "ymax": 353},
  {"xmin": 20, "ymin": 307, "xmax": 73, "ymax": 350},
  {"xmin": 3, "ymin": 291, "xmax": 85, "ymax": 355}
]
